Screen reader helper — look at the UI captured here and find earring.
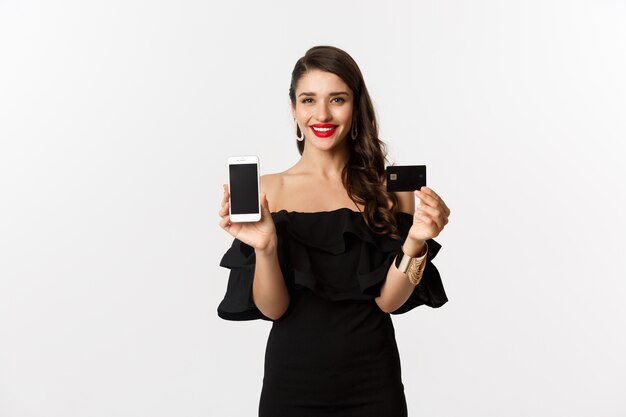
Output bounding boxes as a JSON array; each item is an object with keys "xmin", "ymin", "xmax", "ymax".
[
  {"xmin": 296, "ymin": 121, "xmax": 304, "ymax": 141},
  {"xmin": 351, "ymin": 121, "xmax": 358, "ymax": 140}
]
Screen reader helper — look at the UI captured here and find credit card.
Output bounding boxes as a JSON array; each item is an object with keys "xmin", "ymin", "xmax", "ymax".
[{"xmin": 386, "ymin": 165, "xmax": 427, "ymax": 192}]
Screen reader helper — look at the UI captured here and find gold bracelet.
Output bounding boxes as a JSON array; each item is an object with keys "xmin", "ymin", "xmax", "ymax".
[
  {"xmin": 395, "ymin": 244, "xmax": 428, "ymax": 286},
  {"xmin": 406, "ymin": 252, "xmax": 427, "ymax": 285}
]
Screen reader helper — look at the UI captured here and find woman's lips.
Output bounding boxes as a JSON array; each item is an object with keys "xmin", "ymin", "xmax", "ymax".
[{"xmin": 310, "ymin": 124, "xmax": 338, "ymax": 138}]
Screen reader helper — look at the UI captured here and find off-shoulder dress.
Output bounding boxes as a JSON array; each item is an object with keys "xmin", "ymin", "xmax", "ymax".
[{"xmin": 218, "ymin": 209, "xmax": 447, "ymax": 417}]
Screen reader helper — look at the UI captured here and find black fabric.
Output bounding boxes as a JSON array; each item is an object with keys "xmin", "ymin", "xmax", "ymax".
[{"xmin": 217, "ymin": 209, "xmax": 447, "ymax": 415}]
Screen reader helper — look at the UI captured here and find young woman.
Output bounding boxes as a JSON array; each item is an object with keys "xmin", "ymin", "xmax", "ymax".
[{"xmin": 217, "ymin": 45, "xmax": 450, "ymax": 417}]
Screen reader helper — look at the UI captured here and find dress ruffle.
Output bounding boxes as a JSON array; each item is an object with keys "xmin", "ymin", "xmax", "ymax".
[{"xmin": 217, "ymin": 209, "xmax": 447, "ymax": 321}]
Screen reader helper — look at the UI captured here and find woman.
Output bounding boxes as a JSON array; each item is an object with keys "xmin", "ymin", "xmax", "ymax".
[{"xmin": 218, "ymin": 45, "xmax": 450, "ymax": 417}]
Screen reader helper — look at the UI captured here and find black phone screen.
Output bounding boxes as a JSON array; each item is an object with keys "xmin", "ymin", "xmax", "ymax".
[{"xmin": 229, "ymin": 163, "xmax": 259, "ymax": 214}]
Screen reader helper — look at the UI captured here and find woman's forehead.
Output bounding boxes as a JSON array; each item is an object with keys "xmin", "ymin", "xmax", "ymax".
[{"xmin": 295, "ymin": 70, "xmax": 352, "ymax": 95}]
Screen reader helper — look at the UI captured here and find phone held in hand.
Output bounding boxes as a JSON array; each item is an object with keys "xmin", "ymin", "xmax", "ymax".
[
  {"xmin": 385, "ymin": 165, "xmax": 427, "ymax": 192},
  {"xmin": 228, "ymin": 156, "xmax": 261, "ymax": 222}
]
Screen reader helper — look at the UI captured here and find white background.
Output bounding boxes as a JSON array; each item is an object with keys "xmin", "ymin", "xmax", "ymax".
[{"xmin": 1, "ymin": 1, "xmax": 625, "ymax": 416}]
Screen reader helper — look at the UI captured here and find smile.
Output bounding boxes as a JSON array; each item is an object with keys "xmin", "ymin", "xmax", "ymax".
[{"xmin": 310, "ymin": 124, "xmax": 338, "ymax": 138}]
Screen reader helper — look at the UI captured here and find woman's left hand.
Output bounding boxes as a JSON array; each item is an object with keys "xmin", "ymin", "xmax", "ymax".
[{"xmin": 407, "ymin": 186, "xmax": 451, "ymax": 244}]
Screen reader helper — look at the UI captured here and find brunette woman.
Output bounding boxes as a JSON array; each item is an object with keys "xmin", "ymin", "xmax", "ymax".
[{"xmin": 218, "ymin": 45, "xmax": 450, "ymax": 417}]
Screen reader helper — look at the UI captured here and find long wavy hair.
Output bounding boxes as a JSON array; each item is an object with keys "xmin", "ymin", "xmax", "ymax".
[{"xmin": 289, "ymin": 46, "xmax": 400, "ymax": 239}]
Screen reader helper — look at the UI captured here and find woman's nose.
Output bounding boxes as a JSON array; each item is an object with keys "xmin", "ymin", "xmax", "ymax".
[{"xmin": 316, "ymin": 103, "xmax": 331, "ymax": 122}]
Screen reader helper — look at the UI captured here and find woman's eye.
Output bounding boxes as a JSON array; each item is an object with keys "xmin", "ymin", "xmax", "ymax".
[
  {"xmin": 301, "ymin": 98, "xmax": 313, "ymax": 104},
  {"xmin": 331, "ymin": 97, "xmax": 346, "ymax": 103}
]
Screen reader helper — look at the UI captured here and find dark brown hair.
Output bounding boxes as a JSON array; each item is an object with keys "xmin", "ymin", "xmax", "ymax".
[{"xmin": 289, "ymin": 45, "xmax": 400, "ymax": 239}]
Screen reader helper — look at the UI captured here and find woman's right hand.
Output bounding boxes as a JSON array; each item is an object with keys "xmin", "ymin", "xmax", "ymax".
[{"xmin": 218, "ymin": 184, "xmax": 277, "ymax": 253}]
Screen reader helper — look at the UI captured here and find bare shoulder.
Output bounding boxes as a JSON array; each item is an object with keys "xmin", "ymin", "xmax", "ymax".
[
  {"xmin": 260, "ymin": 173, "xmax": 284, "ymax": 212},
  {"xmin": 260, "ymin": 173, "xmax": 283, "ymax": 197},
  {"xmin": 394, "ymin": 191, "xmax": 415, "ymax": 215}
]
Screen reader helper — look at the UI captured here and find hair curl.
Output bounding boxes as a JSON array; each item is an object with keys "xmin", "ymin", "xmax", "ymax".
[{"xmin": 289, "ymin": 46, "xmax": 400, "ymax": 239}]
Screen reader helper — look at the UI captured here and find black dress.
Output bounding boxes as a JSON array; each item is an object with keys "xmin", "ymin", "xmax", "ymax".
[{"xmin": 218, "ymin": 209, "xmax": 447, "ymax": 417}]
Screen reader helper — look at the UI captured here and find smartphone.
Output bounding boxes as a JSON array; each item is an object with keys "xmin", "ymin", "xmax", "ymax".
[
  {"xmin": 227, "ymin": 156, "xmax": 261, "ymax": 222},
  {"xmin": 385, "ymin": 165, "xmax": 427, "ymax": 192}
]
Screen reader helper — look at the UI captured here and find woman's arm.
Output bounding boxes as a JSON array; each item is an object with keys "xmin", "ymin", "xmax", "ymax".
[
  {"xmin": 375, "ymin": 187, "xmax": 449, "ymax": 313},
  {"xmin": 252, "ymin": 235, "xmax": 290, "ymax": 320},
  {"xmin": 219, "ymin": 177, "xmax": 290, "ymax": 320},
  {"xmin": 375, "ymin": 237, "xmax": 426, "ymax": 313}
]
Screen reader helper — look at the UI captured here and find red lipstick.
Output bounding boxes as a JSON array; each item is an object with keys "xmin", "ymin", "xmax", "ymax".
[{"xmin": 310, "ymin": 123, "xmax": 338, "ymax": 138}]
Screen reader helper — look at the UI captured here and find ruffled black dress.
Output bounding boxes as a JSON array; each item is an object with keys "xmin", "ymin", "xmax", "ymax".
[{"xmin": 218, "ymin": 209, "xmax": 447, "ymax": 417}]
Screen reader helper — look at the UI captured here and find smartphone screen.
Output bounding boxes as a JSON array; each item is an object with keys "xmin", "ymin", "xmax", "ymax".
[{"xmin": 229, "ymin": 163, "xmax": 259, "ymax": 215}]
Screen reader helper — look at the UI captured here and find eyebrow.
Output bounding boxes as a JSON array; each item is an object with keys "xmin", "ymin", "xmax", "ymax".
[{"xmin": 297, "ymin": 91, "xmax": 350, "ymax": 97}]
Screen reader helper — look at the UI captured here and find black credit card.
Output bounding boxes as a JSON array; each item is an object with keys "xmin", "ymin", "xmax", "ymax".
[{"xmin": 386, "ymin": 165, "xmax": 427, "ymax": 192}]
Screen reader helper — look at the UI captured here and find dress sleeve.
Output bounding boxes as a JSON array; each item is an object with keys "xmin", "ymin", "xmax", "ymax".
[
  {"xmin": 217, "ymin": 238, "xmax": 271, "ymax": 321},
  {"xmin": 391, "ymin": 239, "xmax": 448, "ymax": 314},
  {"xmin": 390, "ymin": 212, "xmax": 448, "ymax": 314}
]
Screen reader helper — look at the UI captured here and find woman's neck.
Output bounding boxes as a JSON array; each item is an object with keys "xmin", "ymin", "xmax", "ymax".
[{"xmin": 294, "ymin": 143, "xmax": 350, "ymax": 180}]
